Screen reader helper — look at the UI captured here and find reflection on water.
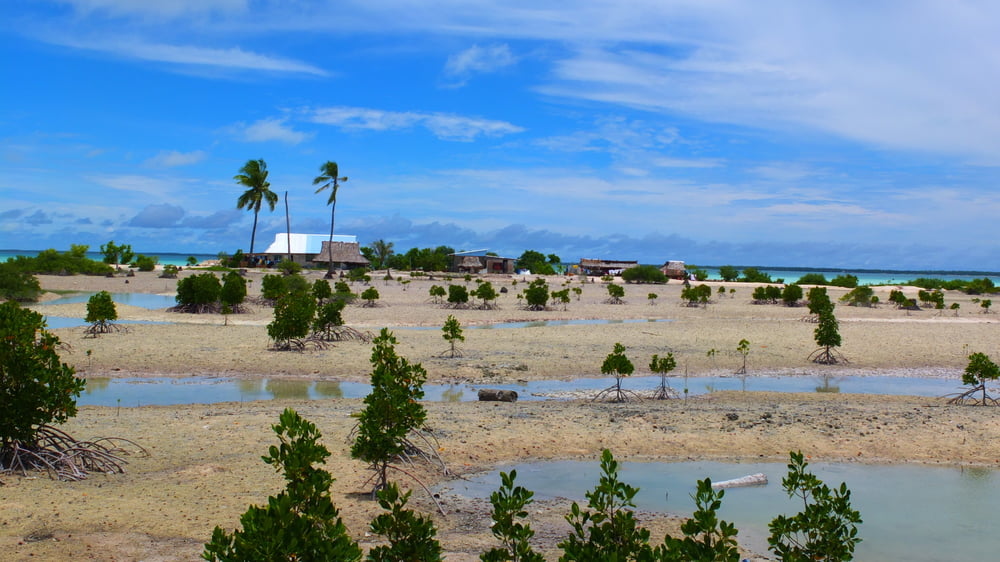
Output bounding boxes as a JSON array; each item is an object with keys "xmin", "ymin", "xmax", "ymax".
[
  {"xmin": 42, "ymin": 292, "xmax": 177, "ymax": 309},
  {"xmin": 442, "ymin": 460, "xmax": 999, "ymax": 562},
  {"xmin": 79, "ymin": 373, "xmax": 971, "ymax": 408}
]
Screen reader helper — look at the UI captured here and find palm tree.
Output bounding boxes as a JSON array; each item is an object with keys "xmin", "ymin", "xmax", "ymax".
[
  {"xmin": 234, "ymin": 159, "xmax": 278, "ymax": 257},
  {"xmin": 313, "ymin": 161, "xmax": 348, "ymax": 273},
  {"xmin": 370, "ymin": 239, "xmax": 395, "ymax": 271}
]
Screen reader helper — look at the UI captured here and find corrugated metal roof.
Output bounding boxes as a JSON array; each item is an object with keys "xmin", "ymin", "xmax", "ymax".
[{"xmin": 262, "ymin": 233, "xmax": 357, "ymax": 254}]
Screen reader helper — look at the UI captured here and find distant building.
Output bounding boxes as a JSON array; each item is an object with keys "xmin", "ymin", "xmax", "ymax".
[
  {"xmin": 579, "ymin": 258, "xmax": 639, "ymax": 276},
  {"xmin": 660, "ymin": 260, "xmax": 687, "ymax": 280},
  {"xmin": 259, "ymin": 233, "xmax": 364, "ymax": 267},
  {"xmin": 449, "ymin": 249, "xmax": 517, "ymax": 274}
]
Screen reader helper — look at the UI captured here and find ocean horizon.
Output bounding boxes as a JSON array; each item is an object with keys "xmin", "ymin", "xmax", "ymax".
[{"xmin": 2, "ymin": 248, "xmax": 998, "ymax": 286}]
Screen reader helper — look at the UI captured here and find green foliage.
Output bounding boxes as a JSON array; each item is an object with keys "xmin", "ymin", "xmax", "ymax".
[
  {"xmin": 429, "ymin": 284, "xmax": 446, "ymax": 303},
  {"xmin": 388, "ymin": 245, "xmax": 455, "ymax": 272},
  {"xmin": 752, "ymin": 285, "xmax": 782, "ymax": 304},
  {"xmin": 796, "ymin": 272, "xmax": 830, "ymax": 285},
  {"xmin": 740, "ymin": 267, "xmax": 772, "ymax": 283},
  {"xmin": 220, "ymin": 271, "xmax": 247, "ymax": 309},
  {"xmin": 482, "ymin": 470, "xmax": 545, "ymax": 562},
  {"xmin": 473, "ymin": 280, "xmax": 499, "ymax": 307},
  {"xmin": 351, "ymin": 329, "xmax": 429, "ymax": 492},
  {"xmin": 980, "ymin": 299, "xmax": 992, "ymax": 313},
  {"xmin": 133, "ymin": 254, "xmax": 157, "ymax": 272},
  {"xmin": 516, "ymin": 250, "xmax": 556, "ymax": 275},
  {"xmin": 100, "ymin": 240, "xmax": 134, "ymax": 266},
  {"xmin": 234, "ymin": 158, "xmax": 278, "ymax": 256},
  {"xmin": 522, "ymin": 279, "xmax": 549, "ymax": 310},
  {"xmin": 552, "ymin": 289, "xmax": 571, "ymax": 310},
  {"xmin": 811, "ymin": 305, "xmax": 843, "ymax": 364},
  {"xmin": 0, "ymin": 302, "xmax": 85, "ymax": 448},
  {"xmin": 447, "ymin": 284, "xmax": 469, "ymax": 306},
  {"xmin": 261, "ymin": 273, "xmax": 287, "ymax": 300},
  {"xmin": 782, "ymin": 284, "xmax": 804, "ymax": 306},
  {"xmin": 657, "ymin": 478, "xmax": 740, "ymax": 561},
  {"xmin": 829, "ymin": 274, "xmax": 858, "ymax": 288},
  {"xmin": 0, "ymin": 263, "xmax": 42, "ymax": 302},
  {"xmin": 175, "ymin": 273, "xmax": 222, "ymax": 307},
  {"xmin": 267, "ymin": 293, "xmax": 317, "ymax": 349},
  {"xmin": 312, "ymin": 279, "xmax": 333, "ymax": 302},
  {"xmin": 4, "ymin": 248, "xmax": 112, "ymax": 276},
  {"xmin": 442, "ymin": 315, "xmax": 464, "ymax": 357},
  {"xmin": 681, "ymin": 284, "xmax": 712, "ymax": 306},
  {"xmin": 768, "ymin": 451, "xmax": 862, "ymax": 561},
  {"xmin": 807, "ymin": 287, "xmax": 831, "ymax": 315},
  {"xmin": 736, "ymin": 338, "xmax": 750, "ymax": 374},
  {"xmin": 186, "ymin": 256, "xmax": 199, "ymax": 266},
  {"xmin": 313, "ymin": 299, "xmax": 346, "ymax": 337},
  {"xmin": 718, "ymin": 265, "xmax": 740, "ymax": 282},
  {"xmin": 606, "ymin": 282, "xmax": 626, "ymax": 303},
  {"xmin": 85, "ymin": 290, "xmax": 118, "ymax": 327},
  {"xmin": 278, "ymin": 259, "xmax": 303, "ymax": 275},
  {"xmin": 964, "ymin": 277, "xmax": 995, "ymax": 295},
  {"xmin": 366, "ymin": 483, "xmax": 443, "ymax": 562},
  {"xmin": 647, "ymin": 292, "xmax": 658, "ymax": 305},
  {"xmin": 160, "ymin": 264, "xmax": 180, "ymax": 278},
  {"xmin": 361, "ymin": 287, "xmax": 380, "ymax": 306},
  {"xmin": 962, "ymin": 352, "xmax": 1000, "ymax": 387},
  {"xmin": 650, "ymin": 352, "xmax": 677, "ymax": 376},
  {"xmin": 840, "ymin": 286, "xmax": 875, "ymax": 307},
  {"xmin": 203, "ymin": 408, "xmax": 362, "ymax": 562},
  {"xmin": 558, "ymin": 449, "xmax": 653, "ymax": 561},
  {"xmin": 333, "ymin": 280, "xmax": 356, "ymax": 303},
  {"xmin": 601, "ymin": 343, "xmax": 635, "ymax": 400},
  {"xmin": 621, "ymin": 264, "xmax": 667, "ymax": 284}
]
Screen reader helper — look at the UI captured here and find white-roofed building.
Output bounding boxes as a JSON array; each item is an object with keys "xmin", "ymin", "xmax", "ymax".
[{"xmin": 258, "ymin": 233, "xmax": 359, "ymax": 266}]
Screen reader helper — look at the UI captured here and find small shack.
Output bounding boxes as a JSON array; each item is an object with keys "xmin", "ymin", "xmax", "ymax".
[
  {"xmin": 259, "ymin": 233, "xmax": 358, "ymax": 266},
  {"xmin": 449, "ymin": 250, "xmax": 517, "ymax": 274},
  {"xmin": 660, "ymin": 260, "xmax": 687, "ymax": 280},
  {"xmin": 579, "ymin": 258, "xmax": 639, "ymax": 276},
  {"xmin": 313, "ymin": 241, "xmax": 370, "ymax": 270}
]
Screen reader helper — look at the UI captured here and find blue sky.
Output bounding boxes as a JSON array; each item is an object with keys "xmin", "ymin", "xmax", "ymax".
[{"xmin": 2, "ymin": 1, "xmax": 999, "ymax": 270}]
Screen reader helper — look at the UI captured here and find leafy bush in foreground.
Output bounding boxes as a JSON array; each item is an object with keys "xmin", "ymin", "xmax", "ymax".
[{"xmin": 0, "ymin": 263, "xmax": 41, "ymax": 302}]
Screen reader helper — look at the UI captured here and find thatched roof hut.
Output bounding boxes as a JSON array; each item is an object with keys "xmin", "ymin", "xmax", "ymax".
[
  {"xmin": 579, "ymin": 258, "xmax": 638, "ymax": 276},
  {"xmin": 458, "ymin": 256, "xmax": 484, "ymax": 272},
  {"xmin": 660, "ymin": 260, "xmax": 687, "ymax": 280},
  {"xmin": 314, "ymin": 241, "xmax": 370, "ymax": 267}
]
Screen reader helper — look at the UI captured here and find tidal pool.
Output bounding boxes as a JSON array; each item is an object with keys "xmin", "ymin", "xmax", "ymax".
[
  {"xmin": 441, "ymin": 460, "xmax": 999, "ymax": 561},
  {"xmin": 77, "ymin": 373, "xmax": 970, "ymax": 407},
  {"xmin": 44, "ymin": 292, "xmax": 178, "ymax": 309}
]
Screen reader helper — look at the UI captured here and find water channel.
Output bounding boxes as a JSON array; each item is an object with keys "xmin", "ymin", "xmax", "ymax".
[{"xmin": 441, "ymin": 459, "xmax": 999, "ymax": 561}]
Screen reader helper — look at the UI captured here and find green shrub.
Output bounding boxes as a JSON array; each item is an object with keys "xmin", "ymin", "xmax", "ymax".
[
  {"xmin": 361, "ymin": 287, "xmax": 380, "ymax": 306},
  {"xmin": 681, "ymin": 284, "xmax": 712, "ymax": 306},
  {"xmin": 85, "ymin": 291, "xmax": 118, "ymax": 332},
  {"xmin": 522, "ymin": 278, "xmax": 549, "ymax": 310},
  {"xmin": 807, "ymin": 287, "xmax": 831, "ymax": 314},
  {"xmin": 718, "ymin": 265, "xmax": 740, "ymax": 282},
  {"xmin": 134, "ymin": 254, "xmax": 157, "ymax": 272},
  {"xmin": 965, "ymin": 277, "xmax": 996, "ymax": 295},
  {"xmin": 261, "ymin": 273, "xmax": 286, "ymax": 300},
  {"xmin": 367, "ymin": 483, "xmax": 443, "ymax": 562},
  {"xmin": 481, "ymin": 470, "xmax": 544, "ymax": 562},
  {"xmin": 312, "ymin": 279, "xmax": 333, "ymax": 302},
  {"xmin": 841, "ymin": 286, "xmax": 875, "ymax": 307},
  {"xmin": 160, "ymin": 264, "xmax": 180, "ymax": 278},
  {"xmin": 220, "ymin": 271, "xmax": 247, "ymax": 309},
  {"xmin": 740, "ymin": 267, "xmax": 772, "ymax": 283},
  {"xmin": 830, "ymin": 274, "xmax": 858, "ymax": 288},
  {"xmin": 175, "ymin": 273, "xmax": 222, "ymax": 310},
  {"xmin": 782, "ymin": 284, "xmax": 804, "ymax": 306},
  {"xmin": 5, "ymin": 248, "xmax": 112, "ymax": 276},
  {"xmin": 0, "ymin": 263, "xmax": 41, "ymax": 302},
  {"xmin": 267, "ymin": 292, "xmax": 317, "ymax": 350},
  {"xmin": 606, "ymin": 282, "xmax": 626, "ymax": 304},
  {"xmin": 621, "ymin": 264, "xmax": 667, "ymax": 284},
  {"xmin": 447, "ymin": 284, "xmax": 469, "ymax": 306},
  {"xmin": 278, "ymin": 259, "xmax": 302, "ymax": 275},
  {"xmin": 796, "ymin": 272, "xmax": 830, "ymax": 285}
]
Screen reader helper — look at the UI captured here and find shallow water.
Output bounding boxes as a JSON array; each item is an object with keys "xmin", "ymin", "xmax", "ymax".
[
  {"xmin": 77, "ymin": 373, "xmax": 970, "ymax": 407},
  {"xmin": 44, "ymin": 292, "xmax": 178, "ymax": 309},
  {"xmin": 442, "ymin": 460, "xmax": 999, "ymax": 561}
]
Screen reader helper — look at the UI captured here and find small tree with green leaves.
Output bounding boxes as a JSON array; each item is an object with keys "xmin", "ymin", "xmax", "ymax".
[
  {"xmin": 947, "ymin": 352, "xmax": 1000, "ymax": 406},
  {"xmin": 220, "ymin": 271, "xmax": 248, "ymax": 313},
  {"xmin": 650, "ymin": 352, "xmax": 677, "ymax": 400},
  {"xmin": 656, "ymin": 478, "xmax": 741, "ymax": 561},
  {"xmin": 807, "ymin": 287, "xmax": 832, "ymax": 319},
  {"xmin": 681, "ymin": 284, "xmax": 712, "ymax": 307},
  {"xmin": 313, "ymin": 299, "xmax": 371, "ymax": 343},
  {"xmin": 84, "ymin": 290, "xmax": 120, "ymax": 336},
  {"xmin": 172, "ymin": 272, "xmax": 222, "ymax": 313},
  {"xmin": 474, "ymin": 280, "xmax": 499, "ymax": 309},
  {"xmin": 718, "ymin": 265, "xmax": 740, "ymax": 282},
  {"xmin": 648, "ymin": 292, "xmax": 658, "ymax": 306},
  {"xmin": 100, "ymin": 240, "xmax": 134, "ymax": 269},
  {"xmin": 809, "ymin": 304, "xmax": 845, "ymax": 364},
  {"xmin": 482, "ymin": 470, "xmax": 545, "ymax": 562},
  {"xmin": 428, "ymin": 284, "xmax": 446, "ymax": 304},
  {"xmin": 980, "ymin": 299, "xmax": 993, "ymax": 314},
  {"xmin": 552, "ymin": 288, "xmax": 571, "ymax": 310},
  {"xmin": 312, "ymin": 279, "xmax": 333, "ymax": 303},
  {"xmin": 840, "ymin": 286, "xmax": 875, "ymax": 307},
  {"xmin": 951, "ymin": 302, "xmax": 961, "ymax": 316},
  {"xmin": 735, "ymin": 339, "xmax": 750, "ymax": 374},
  {"xmin": 559, "ymin": 449, "xmax": 653, "ymax": 561},
  {"xmin": 593, "ymin": 342, "xmax": 638, "ymax": 402},
  {"xmin": 605, "ymin": 282, "xmax": 626, "ymax": 304},
  {"xmin": 203, "ymin": 408, "xmax": 362, "ymax": 562},
  {"xmin": 522, "ymin": 278, "xmax": 549, "ymax": 311},
  {"xmin": 351, "ymin": 329, "xmax": 442, "ymax": 495},
  {"xmin": 1, "ymin": 302, "xmax": 134, "ymax": 480},
  {"xmin": 768, "ymin": 451, "xmax": 862, "ymax": 561},
  {"xmin": 572, "ymin": 286, "xmax": 583, "ymax": 301},
  {"xmin": 782, "ymin": 284, "xmax": 804, "ymax": 307},
  {"xmin": 0, "ymin": 264, "xmax": 41, "ymax": 302},
  {"xmin": 366, "ymin": 483, "xmax": 443, "ymax": 562},
  {"xmin": 361, "ymin": 286, "xmax": 380, "ymax": 307},
  {"xmin": 447, "ymin": 284, "xmax": 470, "ymax": 308},
  {"xmin": 267, "ymin": 292, "xmax": 320, "ymax": 351},
  {"xmin": 441, "ymin": 315, "xmax": 464, "ymax": 358}
]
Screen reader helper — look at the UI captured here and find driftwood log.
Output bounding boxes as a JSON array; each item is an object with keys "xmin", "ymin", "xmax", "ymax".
[
  {"xmin": 711, "ymin": 473, "xmax": 768, "ymax": 489},
  {"xmin": 477, "ymin": 389, "xmax": 519, "ymax": 402}
]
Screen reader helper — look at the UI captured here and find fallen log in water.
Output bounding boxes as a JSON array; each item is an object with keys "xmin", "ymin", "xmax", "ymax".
[
  {"xmin": 477, "ymin": 389, "xmax": 519, "ymax": 402},
  {"xmin": 711, "ymin": 473, "xmax": 767, "ymax": 489}
]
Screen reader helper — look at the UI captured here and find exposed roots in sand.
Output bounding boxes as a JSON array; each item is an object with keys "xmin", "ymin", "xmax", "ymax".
[
  {"xmin": 0, "ymin": 425, "xmax": 148, "ymax": 481},
  {"xmin": 269, "ymin": 335, "xmax": 331, "ymax": 352},
  {"xmin": 946, "ymin": 385, "xmax": 1000, "ymax": 406},
  {"xmin": 809, "ymin": 347, "xmax": 849, "ymax": 365},
  {"xmin": 83, "ymin": 321, "xmax": 128, "ymax": 338},
  {"xmin": 592, "ymin": 384, "xmax": 644, "ymax": 403},
  {"xmin": 313, "ymin": 326, "xmax": 373, "ymax": 343}
]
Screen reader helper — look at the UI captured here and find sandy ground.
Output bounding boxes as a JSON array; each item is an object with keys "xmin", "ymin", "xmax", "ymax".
[{"xmin": 3, "ymin": 269, "xmax": 999, "ymax": 560}]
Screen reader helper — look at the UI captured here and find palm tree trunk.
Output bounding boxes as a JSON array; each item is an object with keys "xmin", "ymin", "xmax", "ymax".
[
  {"xmin": 327, "ymin": 200, "xmax": 337, "ymax": 274},
  {"xmin": 250, "ymin": 210, "xmax": 259, "ymax": 256}
]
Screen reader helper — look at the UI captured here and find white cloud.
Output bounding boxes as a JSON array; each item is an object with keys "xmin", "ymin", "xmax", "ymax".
[
  {"xmin": 239, "ymin": 118, "xmax": 313, "ymax": 144},
  {"xmin": 145, "ymin": 150, "xmax": 207, "ymax": 167},
  {"xmin": 58, "ymin": 0, "xmax": 248, "ymax": 20},
  {"xmin": 444, "ymin": 43, "xmax": 516, "ymax": 86},
  {"xmin": 309, "ymin": 106, "xmax": 524, "ymax": 141}
]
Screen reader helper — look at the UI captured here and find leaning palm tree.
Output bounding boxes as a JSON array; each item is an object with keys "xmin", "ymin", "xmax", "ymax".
[
  {"xmin": 234, "ymin": 159, "xmax": 278, "ymax": 256},
  {"xmin": 313, "ymin": 161, "xmax": 348, "ymax": 274},
  {"xmin": 370, "ymin": 239, "xmax": 394, "ymax": 271}
]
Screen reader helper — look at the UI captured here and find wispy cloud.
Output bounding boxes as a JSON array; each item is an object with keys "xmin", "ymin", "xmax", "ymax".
[
  {"xmin": 127, "ymin": 203, "xmax": 185, "ymax": 228},
  {"xmin": 145, "ymin": 150, "xmax": 207, "ymax": 167},
  {"xmin": 237, "ymin": 118, "xmax": 313, "ymax": 144},
  {"xmin": 309, "ymin": 106, "xmax": 524, "ymax": 141},
  {"xmin": 443, "ymin": 43, "xmax": 516, "ymax": 87},
  {"xmin": 59, "ymin": 0, "xmax": 248, "ymax": 20}
]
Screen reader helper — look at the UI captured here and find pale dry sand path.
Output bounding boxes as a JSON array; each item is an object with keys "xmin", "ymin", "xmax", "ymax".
[{"xmin": 2, "ymin": 270, "xmax": 997, "ymax": 560}]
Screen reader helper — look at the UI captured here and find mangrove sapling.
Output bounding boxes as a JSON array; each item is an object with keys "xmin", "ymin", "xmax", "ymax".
[
  {"xmin": 367, "ymin": 483, "xmax": 443, "ymax": 562},
  {"xmin": 268, "ymin": 292, "xmax": 326, "ymax": 351},
  {"xmin": 650, "ymin": 351, "xmax": 678, "ymax": 400},
  {"xmin": 522, "ymin": 278, "xmax": 549, "ymax": 310},
  {"xmin": 441, "ymin": 315, "xmax": 464, "ymax": 358},
  {"xmin": 735, "ymin": 338, "xmax": 750, "ymax": 375},
  {"xmin": 84, "ymin": 290, "xmax": 124, "ymax": 336},
  {"xmin": 481, "ymin": 470, "xmax": 545, "ymax": 562},
  {"xmin": 428, "ymin": 284, "xmax": 446, "ymax": 304},
  {"xmin": 171, "ymin": 272, "xmax": 222, "ymax": 313},
  {"xmin": 447, "ymin": 284, "xmax": 470, "ymax": 308},
  {"xmin": 1, "ymin": 302, "xmax": 145, "ymax": 481},
  {"xmin": 313, "ymin": 299, "xmax": 372, "ymax": 343},
  {"xmin": 473, "ymin": 280, "xmax": 499, "ymax": 309},
  {"xmin": 648, "ymin": 292, "xmax": 658, "ymax": 305},
  {"xmin": 361, "ymin": 286, "xmax": 380, "ymax": 307},
  {"xmin": 809, "ymin": 305, "xmax": 847, "ymax": 365},
  {"xmin": 947, "ymin": 352, "xmax": 1000, "ymax": 406},
  {"xmin": 593, "ymin": 342, "xmax": 640, "ymax": 402},
  {"xmin": 219, "ymin": 271, "xmax": 249, "ymax": 313},
  {"xmin": 657, "ymin": 478, "xmax": 741, "ymax": 561},
  {"xmin": 203, "ymin": 408, "xmax": 362, "ymax": 562},
  {"xmin": 351, "ymin": 329, "xmax": 448, "ymax": 502},
  {"xmin": 605, "ymin": 282, "xmax": 626, "ymax": 304},
  {"xmin": 552, "ymin": 288, "xmax": 570, "ymax": 310}
]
